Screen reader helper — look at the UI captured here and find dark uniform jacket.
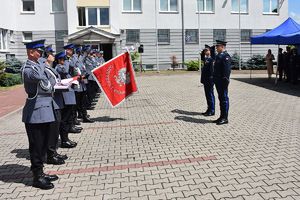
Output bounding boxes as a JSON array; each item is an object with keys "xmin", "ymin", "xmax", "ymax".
[
  {"xmin": 201, "ymin": 57, "xmax": 214, "ymax": 85},
  {"xmin": 213, "ymin": 51, "xmax": 231, "ymax": 84},
  {"xmin": 21, "ymin": 59, "xmax": 58, "ymax": 124}
]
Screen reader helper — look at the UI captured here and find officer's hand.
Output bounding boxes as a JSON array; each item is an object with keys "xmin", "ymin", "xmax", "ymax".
[{"xmin": 77, "ymin": 75, "xmax": 83, "ymax": 82}]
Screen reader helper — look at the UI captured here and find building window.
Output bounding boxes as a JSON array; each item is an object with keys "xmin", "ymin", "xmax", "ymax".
[
  {"xmin": 10, "ymin": 30, "xmax": 15, "ymax": 43},
  {"xmin": 197, "ymin": 0, "xmax": 214, "ymax": 12},
  {"xmin": 158, "ymin": 29, "xmax": 170, "ymax": 44},
  {"xmin": 123, "ymin": 0, "xmax": 142, "ymax": 12},
  {"xmin": 126, "ymin": 29, "xmax": 140, "ymax": 44},
  {"xmin": 241, "ymin": 29, "xmax": 252, "ymax": 42},
  {"xmin": 160, "ymin": 0, "xmax": 178, "ymax": 12},
  {"xmin": 263, "ymin": 0, "xmax": 278, "ymax": 14},
  {"xmin": 22, "ymin": 0, "xmax": 35, "ymax": 12},
  {"xmin": 232, "ymin": 0, "xmax": 248, "ymax": 13},
  {"xmin": 78, "ymin": 7, "xmax": 86, "ymax": 26},
  {"xmin": 23, "ymin": 32, "xmax": 33, "ymax": 42},
  {"xmin": 78, "ymin": 7, "xmax": 110, "ymax": 27},
  {"xmin": 88, "ymin": 8, "xmax": 98, "ymax": 26},
  {"xmin": 100, "ymin": 8, "xmax": 109, "ymax": 25},
  {"xmin": 213, "ymin": 29, "xmax": 226, "ymax": 42},
  {"xmin": 52, "ymin": 0, "xmax": 64, "ymax": 12},
  {"xmin": 185, "ymin": 29, "xmax": 199, "ymax": 44},
  {"xmin": 0, "ymin": 29, "xmax": 8, "ymax": 50}
]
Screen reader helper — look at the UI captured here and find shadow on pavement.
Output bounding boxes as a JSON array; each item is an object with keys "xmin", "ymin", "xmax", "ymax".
[
  {"xmin": 174, "ymin": 116, "xmax": 212, "ymax": 124},
  {"xmin": 91, "ymin": 116, "xmax": 126, "ymax": 122},
  {"xmin": 233, "ymin": 77, "xmax": 300, "ymax": 97},
  {"xmin": 171, "ymin": 109, "xmax": 203, "ymax": 116},
  {"xmin": 0, "ymin": 164, "xmax": 32, "ymax": 186},
  {"xmin": 11, "ymin": 149, "xmax": 30, "ymax": 160}
]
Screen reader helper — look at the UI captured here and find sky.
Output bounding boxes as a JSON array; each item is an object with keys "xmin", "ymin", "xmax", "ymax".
[{"xmin": 289, "ymin": 0, "xmax": 300, "ymax": 23}]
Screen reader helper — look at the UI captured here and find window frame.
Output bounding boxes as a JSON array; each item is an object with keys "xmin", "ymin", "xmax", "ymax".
[
  {"xmin": 240, "ymin": 29, "xmax": 252, "ymax": 43},
  {"xmin": 126, "ymin": 29, "xmax": 140, "ymax": 44},
  {"xmin": 50, "ymin": 0, "xmax": 65, "ymax": 13},
  {"xmin": 22, "ymin": 32, "xmax": 33, "ymax": 43},
  {"xmin": 0, "ymin": 29, "xmax": 9, "ymax": 51},
  {"xmin": 213, "ymin": 29, "xmax": 226, "ymax": 42},
  {"xmin": 80, "ymin": 7, "xmax": 110, "ymax": 27},
  {"xmin": 21, "ymin": 0, "xmax": 35, "ymax": 14},
  {"xmin": 157, "ymin": 29, "xmax": 170, "ymax": 44},
  {"xmin": 197, "ymin": 0, "xmax": 214, "ymax": 13},
  {"xmin": 122, "ymin": 0, "xmax": 142, "ymax": 13},
  {"xmin": 231, "ymin": 0, "xmax": 249, "ymax": 14},
  {"xmin": 263, "ymin": 0, "xmax": 279, "ymax": 15},
  {"xmin": 159, "ymin": 0, "xmax": 179, "ymax": 13},
  {"xmin": 185, "ymin": 29, "xmax": 199, "ymax": 44}
]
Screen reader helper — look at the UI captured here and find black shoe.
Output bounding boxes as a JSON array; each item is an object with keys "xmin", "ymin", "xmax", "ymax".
[
  {"xmin": 213, "ymin": 118, "xmax": 222, "ymax": 123},
  {"xmin": 82, "ymin": 117, "xmax": 95, "ymax": 123},
  {"xmin": 75, "ymin": 126, "xmax": 83, "ymax": 131},
  {"xmin": 69, "ymin": 127, "xmax": 81, "ymax": 133},
  {"xmin": 42, "ymin": 173, "xmax": 59, "ymax": 182},
  {"xmin": 47, "ymin": 156, "xmax": 65, "ymax": 165},
  {"xmin": 33, "ymin": 176, "xmax": 54, "ymax": 190},
  {"xmin": 61, "ymin": 140, "xmax": 77, "ymax": 148},
  {"xmin": 216, "ymin": 118, "xmax": 228, "ymax": 125},
  {"xmin": 55, "ymin": 153, "xmax": 68, "ymax": 160},
  {"xmin": 203, "ymin": 112, "xmax": 215, "ymax": 116}
]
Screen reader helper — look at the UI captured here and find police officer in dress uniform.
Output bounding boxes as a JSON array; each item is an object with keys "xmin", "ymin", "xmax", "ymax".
[
  {"xmin": 38, "ymin": 45, "xmax": 68, "ymax": 165},
  {"xmin": 55, "ymin": 51, "xmax": 79, "ymax": 148},
  {"xmin": 213, "ymin": 40, "xmax": 231, "ymax": 125},
  {"xmin": 83, "ymin": 47, "xmax": 99, "ymax": 109},
  {"xmin": 201, "ymin": 45, "xmax": 215, "ymax": 116},
  {"xmin": 68, "ymin": 45, "xmax": 94, "ymax": 123},
  {"xmin": 62, "ymin": 44, "xmax": 84, "ymax": 131},
  {"xmin": 21, "ymin": 40, "xmax": 59, "ymax": 189}
]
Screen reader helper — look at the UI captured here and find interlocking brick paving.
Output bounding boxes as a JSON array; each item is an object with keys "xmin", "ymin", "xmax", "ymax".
[{"xmin": 0, "ymin": 73, "xmax": 299, "ymax": 200}]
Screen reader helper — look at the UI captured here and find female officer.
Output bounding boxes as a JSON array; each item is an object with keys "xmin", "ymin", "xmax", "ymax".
[{"xmin": 201, "ymin": 46, "xmax": 215, "ymax": 116}]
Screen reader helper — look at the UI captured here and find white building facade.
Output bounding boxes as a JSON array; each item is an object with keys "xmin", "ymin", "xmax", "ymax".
[{"xmin": 0, "ymin": 0, "xmax": 289, "ymax": 69}]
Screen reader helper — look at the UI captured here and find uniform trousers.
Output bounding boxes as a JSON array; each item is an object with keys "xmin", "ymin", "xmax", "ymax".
[
  {"xmin": 25, "ymin": 122, "xmax": 53, "ymax": 173},
  {"xmin": 47, "ymin": 109, "xmax": 61, "ymax": 157},
  {"xmin": 75, "ymin": 91, "xmax": 88, "ymax": 117},
  {"xmin": 203, "ymin": 83, "xmax": 215, "ymax": 113},
  {"xmin": 60, "ymin": 105, "xmax": 74, "ymax": 141},
  {"xmin": 214, "ymin": 79, "xmax": 229, "ymax": 119}
]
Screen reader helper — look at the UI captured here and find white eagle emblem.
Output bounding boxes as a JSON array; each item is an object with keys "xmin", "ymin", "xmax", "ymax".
[{"xmin": 114, "ymin": 67, "xmax": 131, "ymax": 86}]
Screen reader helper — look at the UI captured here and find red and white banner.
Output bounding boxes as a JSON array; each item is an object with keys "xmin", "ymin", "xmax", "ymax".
[{"xmin": 92, "ymin": 52, "xmax": 138, "ymax": 107}]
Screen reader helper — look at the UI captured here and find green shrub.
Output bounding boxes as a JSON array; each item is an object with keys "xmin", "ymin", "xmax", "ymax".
[
  {"xmin": 185, "ymin": 60, "xmax": 199, "ymax": 71},
  {"xmin": 246, "ymin": 54, "xmax": 266, "ymax": 70},
  {"xmin": 0, "ymin": 73, "xmax": 22, "ymax": 87},
  {"xmin": 5, "ymin": 58, "xmax": 23, "ymax": 74},
  {"xmin": 130, "ymin": 51, "xmax": 140, "ymax": 62}
]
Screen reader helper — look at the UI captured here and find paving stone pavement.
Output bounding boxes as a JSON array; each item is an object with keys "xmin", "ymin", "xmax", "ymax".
[{"xmin": 0, "ymin": 73, "xmax": 299, "ymax": 200}]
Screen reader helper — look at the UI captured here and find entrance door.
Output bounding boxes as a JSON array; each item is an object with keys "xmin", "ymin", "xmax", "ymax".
[{"xmin": 100, "ymin": 43, "xmax": 113, "ymax": 62}]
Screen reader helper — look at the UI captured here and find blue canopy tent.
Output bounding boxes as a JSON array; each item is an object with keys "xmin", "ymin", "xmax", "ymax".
[{"xmin": 251, "ymin": 17, "xmax": 300, "ymax": 45}]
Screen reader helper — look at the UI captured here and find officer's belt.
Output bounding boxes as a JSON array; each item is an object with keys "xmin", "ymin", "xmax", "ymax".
[{"xmin": 28, "ymin": 94, "xmax": 53, "ymax": 98}]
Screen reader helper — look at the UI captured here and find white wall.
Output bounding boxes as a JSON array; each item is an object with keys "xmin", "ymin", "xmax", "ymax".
[
  {"xmin": 113, "ymin": 0, "xmax": 289, "ymax": 30},
  {"xmin": 0, "ymin": 0, "xmax": 68, "ymax": 31},
  {"xmin": 66, "ymin": 0, "xmax": 78, "ymax": 34},
  {"xmin": 0, "ymin": 1, "xmax": 18, "ymax": 30}
]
